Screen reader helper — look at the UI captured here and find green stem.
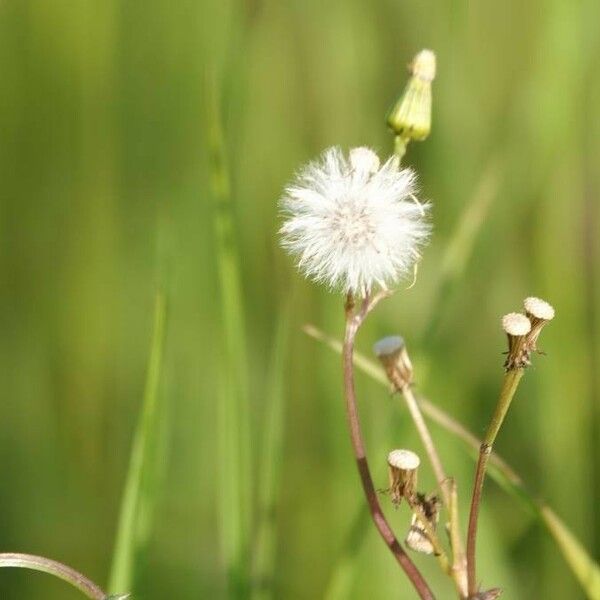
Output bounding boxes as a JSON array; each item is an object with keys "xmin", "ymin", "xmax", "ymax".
[
  {"xmin": 251, "ymin": 305, "xmax": 290, "ymax": 599},
  {"xmin": 208, "ymin": 72, "xmax": 251, "ymax": 595},
  {"xmin": 394, "ymin": 135, "xmax": 409, "ymax": 162},
  {"xmin": 399, "ymin": 386, "xmax": 467, "ymax": 597},
  {"xmin": 0, "ymin": 553, "xmax": 120, "ymax": 599},
  {"xmin": 108, "ymin": 290, "xmax": 168, "ymax": 592},
  {"xmin": 466, "ymin": 369, "xmax": 524, "ymax": 596}
]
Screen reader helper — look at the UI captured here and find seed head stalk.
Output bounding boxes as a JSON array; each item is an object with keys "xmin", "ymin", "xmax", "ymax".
[
  {"xmin": 466, "ymin": 368, "xmax": 525, "ymax": 596},
  {"xmin": 400, "ymin": 386, "xmax": 468, "ymax": 597},
  {"xmin": 342, "ymin": 292, "xmax": 434, "ymax": 600},
  {"xmin": 377, "ymin": 342, "xmax": 466, "ymax": 598}
]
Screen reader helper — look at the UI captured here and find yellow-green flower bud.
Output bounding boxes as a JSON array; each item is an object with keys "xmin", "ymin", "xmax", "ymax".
[{"xmin": 387, "ymin": 49, "xmax": 436, "ymax": 144}]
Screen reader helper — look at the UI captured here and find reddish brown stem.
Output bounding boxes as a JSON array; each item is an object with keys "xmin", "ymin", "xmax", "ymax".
[
  {"xmin": 0, "ymin": 553, "xmax": 110, "ymax": 599},
  {"xmin": 343, "ymin": 298, "xmax": 434, "ymax": 600},
  {"xmin": 465, "ymin": 446, "xmax": 491, "ymax": 596}
]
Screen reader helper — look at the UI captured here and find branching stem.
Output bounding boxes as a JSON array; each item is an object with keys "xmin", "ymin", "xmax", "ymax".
[
  {"xmin": 342, "ymin": 293, "xmax": 434, "ymax": 600},
  {"xmin": 400, "ymin": 385, "xmax": 467, "ymax": 597}
]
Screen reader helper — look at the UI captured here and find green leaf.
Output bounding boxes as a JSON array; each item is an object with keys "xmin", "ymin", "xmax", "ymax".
[
  {"xmin": 108, "ymin": 291, "xmax": 168, "ymax": 593},
  {"xmin": 251, "ymin": 304, "xmax": 291, "ymax": 600},
  {"xmin": 208, "ymin": 71, "xmax": 252, "ymax": 595}
]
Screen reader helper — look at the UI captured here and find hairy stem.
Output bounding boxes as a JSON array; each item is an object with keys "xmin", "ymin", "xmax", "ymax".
[
  {"xmin": 342, "ymin": 295, "xmax": 434, "ymax": 600},
  {"xmin": 466, "ymin": 369, "xmax": 524, "ymax": 595},
  {"xmin": 0, "ymin": 553, "xmax": 114, "ymax": 599}
]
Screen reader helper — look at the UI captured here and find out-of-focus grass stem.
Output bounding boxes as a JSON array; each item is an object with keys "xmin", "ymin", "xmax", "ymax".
[
  {"xmin": 422, "ymin": 160, "xmax": 500, "ymax": 342},
  {"xmin": 251, "ymin": 305, "xmax": 290, "ymax": 599},
  {"xmin": 108, "ymin": 289, "xmax": 167, "ymax": 593},
  {"xmin": 208, "ymin": 72, "xmax": 252, "ymax": 596}
]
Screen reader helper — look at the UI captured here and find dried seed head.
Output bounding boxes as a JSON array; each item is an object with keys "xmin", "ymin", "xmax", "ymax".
[
  {"xmin": 523, "ymin": 296, "xmax": 555, "ymax": 353},
  {"xmin": 388, "ymin": 448, "xmax": 420, "ymax": 470},
  {"xmin": 502, "ymin": 313, "xmax": 532, "ymax": 370},
  {"xmin": 524, "ymin": 297, "xmax": 555, "ymax": 322},
  {"xmin": 373, "ymin": 335, "xmax": 413, "ymax": 390},
  {"xmin": 405, "ymin": 493, "xmax": 441, "ymax": 555},
  {"xmin": 502, "ymin": 313, "xmax": 531, "ymax": 337},
  {"xmin": 387, "ymin": 49, "xmax": 436, "ymax": 145},
  {"xmin": 387, "ymin": 449, "xmax": 420, "ymax": 506}
]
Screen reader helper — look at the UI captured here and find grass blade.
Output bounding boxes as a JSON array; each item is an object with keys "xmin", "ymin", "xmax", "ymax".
[
  {"xmin": 306, "ymin": 325, "xmax": 600, "ymax": 600},
  {"xmin": 108, "ymin": 290, "xmax": 168, "ymax": 593},
  {"xmin": 251, "ymin": 305, "xmax": 291, "ymax": 600},
  {"xmin": 208, "ymin": 73, "xmax": 252, "ymax": 595},
  {"xmin": 422, "ymin": 159, "xmax": 500, "ymax": 341}
]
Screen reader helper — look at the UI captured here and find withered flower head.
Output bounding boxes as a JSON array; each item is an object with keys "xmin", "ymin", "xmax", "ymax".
[
  {"xmin": 373, "ymin": 335, "xmax": 413, "ymax": 390},
  {"xmin": 523, "ymin": 296, "xmax": 555, "ymax": 352},
  {"xmin": 502, "ymin": 312, "xmax": 532, "ymax": 370},
  {"xmin": 387, "ymin": 449, "xmax": 420, "ymax": 506}
]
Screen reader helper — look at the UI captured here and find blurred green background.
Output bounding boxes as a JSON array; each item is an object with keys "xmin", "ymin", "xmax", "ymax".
[{"xmin": 0, "ymin": 0, "xmax": 598, "ymax": 598}]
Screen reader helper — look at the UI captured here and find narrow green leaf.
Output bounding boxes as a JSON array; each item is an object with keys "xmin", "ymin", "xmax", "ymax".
[
  {"xmin": 251, "ymin": 305, "xmax": 291, "ymax": 600},
  {"xmin": 208, "ymin": 72, "xmax": 252, "ymax": 595},
  {"xmin": 323, "ymin": 505, "xmax": 370, "ymax": 600},
  {"xmin": 539, "ymin": 507, "xmax": 600, "ymax": 600},
  {"xmin": 307, "ymin": 326, "xmax": 600, "ymax": 600},
  {"xmin": 422, "ymin": 159, "xmax": 500, "ymax": 341},
  {"xmin": 108, "ymin": 290, "xmax": 168, "ymax": 593}
]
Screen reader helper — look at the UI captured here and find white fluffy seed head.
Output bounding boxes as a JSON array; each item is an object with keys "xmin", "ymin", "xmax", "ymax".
[
  {"xmin": 388, "ymin": 449, "xmax": 420, "ymax": 470},
  {"xmin": 279, "ymin": 147, "xmax": 431, "ymax": 296},
  {"xmin": 349, "ymin": 146, "xmax": 380, "ymax": 175},
  {"xmin": 524, "ymin": 297, "xmax": 555, "ymax": 321},
  {"xmin": 502, "ymin": 313, "xmax": 531, "ymax": 336}
]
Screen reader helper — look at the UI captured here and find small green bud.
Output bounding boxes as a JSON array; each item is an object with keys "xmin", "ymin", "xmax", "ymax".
[{"xmin": 387, "ymin": 49, "xmax": 436, "ymax": 146}]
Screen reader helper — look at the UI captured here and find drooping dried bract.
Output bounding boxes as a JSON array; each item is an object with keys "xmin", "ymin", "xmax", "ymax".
[{"xmin": 405, "ymin": 493, "xmax": 442, "ymax": 555}]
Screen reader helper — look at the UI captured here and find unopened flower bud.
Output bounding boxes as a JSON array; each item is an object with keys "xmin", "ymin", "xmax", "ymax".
[
  {"xmin": 502, "ymin": 313, "xmax": 532, "ymax": 370},
  {"xmin": 387, "ymin": 49, "xmax": 436, "ymax": 146},
  {"xmin": 373, "ymin": 335, "xmax": 413, "ymax": 390},
  {"xmin": 523, "ymin": 296, "xmax": 555, "ymax": 352},
  {"xmin": 387, "ymin": 449, "xmax": 420, "ymax": 506}
]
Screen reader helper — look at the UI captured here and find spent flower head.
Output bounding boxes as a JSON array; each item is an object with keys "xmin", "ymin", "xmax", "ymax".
[
  {"xmin": 387, "ymin": 448, "xmax": 420, "ymax": 506},
  {"xmin": 279, "ymin": 146, "xmax": 430, "ymax": 296}
]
